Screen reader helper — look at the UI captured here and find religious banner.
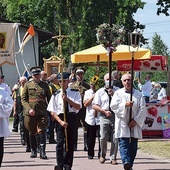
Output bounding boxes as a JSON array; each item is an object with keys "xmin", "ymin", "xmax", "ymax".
[{"xmin": 0, "ymin": 23, "xmax": 19, "ymax": 65}]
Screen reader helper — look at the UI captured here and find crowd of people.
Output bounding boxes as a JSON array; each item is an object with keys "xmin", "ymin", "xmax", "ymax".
[{"xmin": 2, "ymin": 67, "xmax": 166, "ymax": 170}]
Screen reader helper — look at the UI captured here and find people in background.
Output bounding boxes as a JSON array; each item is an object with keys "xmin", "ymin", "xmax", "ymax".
[
  {"xmin": 137, "ymin": 74, "xmax": 152, "ymax": 103},
  {"xmin": 47, "ymin": 74, "xmax": 60, "ymax": 144},
  {"xmin": 110, "ymin": 73, "xmax": 146, "ymax": 170},
  {"xmin": 84, "ymin": 77, "xmax": 101, "ymax": 160},
  {"xmin": 112, "ymin": 70, "xmax": 123, "ymax": 88},
  {"xmin": 157, "ymin": 84, "xmax": 167, "ymax": 101},
  {"xmin": 73, "ymin": 67, "xmax": 90, "ymax": 151},
  {"xmin": 150, "ymin": 83, "xmax": 161, "ymax": 102}
]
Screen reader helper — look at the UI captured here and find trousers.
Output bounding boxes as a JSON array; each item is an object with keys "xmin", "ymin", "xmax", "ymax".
[{"xmin": 119, "ymin": 137, "xmax": 138, "ymax": 167}]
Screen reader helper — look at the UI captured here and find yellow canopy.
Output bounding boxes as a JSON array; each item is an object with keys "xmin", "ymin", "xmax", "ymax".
[{"xmin": 71, "ymin": 44, "xmax": 151, "ymax": 63}]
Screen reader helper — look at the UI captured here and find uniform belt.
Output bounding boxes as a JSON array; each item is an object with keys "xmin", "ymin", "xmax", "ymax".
[{"xmin": 29, "ymin": 98, "xmax": 45, "ymax": 103}]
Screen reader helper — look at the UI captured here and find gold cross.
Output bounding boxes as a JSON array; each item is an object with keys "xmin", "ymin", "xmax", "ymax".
[{"xmin": 52, "ymin": 26, "xmax": 68, "ymax": 57}]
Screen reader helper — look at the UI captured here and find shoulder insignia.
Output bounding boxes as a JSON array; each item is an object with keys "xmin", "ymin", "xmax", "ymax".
[
  {"xmin": 53, "ymin": 90, "xmax": 61, "ymax": 96},
  {"xmin": 71, "ymin": 89, "xmax": 79, "ymax": 92}
]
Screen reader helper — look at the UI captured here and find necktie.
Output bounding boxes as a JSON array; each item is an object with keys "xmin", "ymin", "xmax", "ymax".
[{"xmin": 64, "ymin": 91, "xmax": 69, "ymax": 114}]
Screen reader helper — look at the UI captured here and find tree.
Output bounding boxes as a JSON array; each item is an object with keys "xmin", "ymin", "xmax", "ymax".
[
  {"xmin": 2, "ymin": 0, "xmax": 146, "ymax": 65},
  {"xmin": 141, "ymin": 33, "xmax": 170, "ymax": 83},
  {"xmin": 156, "ymin": 0, "xmax": 170, "ymax": 16}
]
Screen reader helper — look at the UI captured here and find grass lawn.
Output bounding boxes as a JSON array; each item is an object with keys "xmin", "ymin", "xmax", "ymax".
[{"xmin": 138, "ymin": 140, "xmax": 170, "ymax": 159}]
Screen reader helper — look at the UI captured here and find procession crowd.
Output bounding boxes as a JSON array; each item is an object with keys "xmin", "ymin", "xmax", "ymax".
[{"xmin": 0, "ymin": 66, "xmax": 167, "ymax": 170}]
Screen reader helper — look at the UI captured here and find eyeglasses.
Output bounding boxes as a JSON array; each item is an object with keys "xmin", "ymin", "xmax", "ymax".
[{"xmin": 123, "ymin": 79, "xmax": 131, "ymax": 82}]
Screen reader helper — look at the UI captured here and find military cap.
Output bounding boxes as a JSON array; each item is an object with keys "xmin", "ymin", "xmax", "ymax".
[
  {"xmin": 30, "ymin": 66, "xmax": 42, "ymax": 75},
  {"xmin": 57, "ymin": 72, "xmax": 71, "ymax": 80},
  {"xmin": 75, "ymin": 67, "xmax": 86, "ymax": 74}
]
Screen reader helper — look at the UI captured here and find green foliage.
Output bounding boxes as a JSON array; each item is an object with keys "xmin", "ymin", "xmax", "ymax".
[
  {"xmin": 2, "ymin": 0, "xmax": 146, "ymax": 67},
  {"xmin": 141, "ymin": 33, "xmax": 170, "ymax": 83},
  {"xmin": 156, "ymin": 0, "xmax": 170, "ymax": 16}
]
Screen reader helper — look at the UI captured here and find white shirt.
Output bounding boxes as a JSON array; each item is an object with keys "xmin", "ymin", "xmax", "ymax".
[
  {"xmin": 138, "ymin": 80, "xmax": 152, "ymax": 97},
  {"xmin": 84, "ymin": 89, "xmax": 100, "ymax": 126},
  {"xmin": 47, "ymin": 88, "xmax": 82, "ymax": 115},
  {"xmin": 0, "ymin": 89, "xmax": 13, "ymax": 137},
  {"xmin": 157, "ymin": 87, "xmax": 167, "ymax": 100},
  {"xmin": 110, "ymin": 88, "xmax": 146, "ymax": 139},
  {"xmin": 0, "ymin": 83, "xmax": 12, "ymax": 96}
]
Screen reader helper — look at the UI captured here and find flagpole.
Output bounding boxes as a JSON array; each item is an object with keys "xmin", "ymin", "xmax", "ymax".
[{"xmin": 32, "ymin": 36, "xmax": 37, "ymax": 66}]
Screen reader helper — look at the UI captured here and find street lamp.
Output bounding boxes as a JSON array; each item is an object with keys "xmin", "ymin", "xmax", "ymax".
[{"xmin": 128, "ymin": 28, "xmax": 142, "ymax": 142}]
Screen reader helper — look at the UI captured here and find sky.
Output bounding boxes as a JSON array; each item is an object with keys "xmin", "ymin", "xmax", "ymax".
[{"xmin": 134, "ymin": 0, "xmax": 170, "ymax": 50}]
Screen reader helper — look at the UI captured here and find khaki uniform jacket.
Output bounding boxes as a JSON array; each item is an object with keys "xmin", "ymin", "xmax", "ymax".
[{"xmin": 21, "ymin": 80, "xmax": 51, "ymax": 116}]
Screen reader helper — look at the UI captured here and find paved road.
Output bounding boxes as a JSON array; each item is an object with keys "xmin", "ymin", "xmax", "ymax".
[{"xmin": 1, "ymin": 127, "xmax": 170, "ymax": 170}]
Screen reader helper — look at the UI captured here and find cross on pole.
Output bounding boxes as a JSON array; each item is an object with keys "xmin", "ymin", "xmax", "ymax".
[
  {"xmin": 52, "ymin": 26, "xmax": 68, "ymax": 58},
  {"xmin": 52, "ymin": 26, "xmax": 69, "ymax": 151}
]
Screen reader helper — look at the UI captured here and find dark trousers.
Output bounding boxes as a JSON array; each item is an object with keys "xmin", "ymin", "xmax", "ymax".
[
  {"xmin": 47, "ymin": 112, "xmax": 56, "ymax": 141},
  {"xmin": 56, "ymin": 113, "xmax": 76, "ymax": 170},
  {"xmin": 13, "ymin": 114, "xmax": 19, "ymax": 131},
  {"xmin": 0, "ymin": 137, "xmax": 4, "ymax": 167},
  {"xmin": 74, "ymin": 107, "xmax": 88, "ymax": 147},
  {"xmin": 87, "ymin": 124, "xmax": 101, "ymax": 158}
]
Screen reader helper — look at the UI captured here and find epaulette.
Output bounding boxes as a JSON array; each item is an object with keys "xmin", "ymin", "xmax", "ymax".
[
  {"xmin": 53, "ymin": 90, "xmax": 61, "ymax": 96},
  {"xmin": 70, "ymin": 89, "xmax": 79, "ymax": 92}
]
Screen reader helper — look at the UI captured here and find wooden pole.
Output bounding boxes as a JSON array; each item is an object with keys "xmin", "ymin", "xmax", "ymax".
[
  {"xmin": 109, "ymin": 12, "xmax": 113, "ymax": 88},
  {"xmin": 52, "ymin": 26, "xmax": 69, "ymax": 151}
]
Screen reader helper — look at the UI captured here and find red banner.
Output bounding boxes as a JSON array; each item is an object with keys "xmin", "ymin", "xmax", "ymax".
[{"xmin": 117, "ymin": 55, "xmax": 168, "ymax": 71}]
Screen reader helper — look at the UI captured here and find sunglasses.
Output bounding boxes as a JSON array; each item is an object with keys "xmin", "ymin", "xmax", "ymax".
[{"xmin": 123, "ymin": 79, "xmax": 131, "ymax": 82}]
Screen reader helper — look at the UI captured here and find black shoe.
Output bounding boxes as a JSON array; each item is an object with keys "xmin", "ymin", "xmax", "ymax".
[
  {"xmin": 49, "ymin": 139, "xmax": 57, "ymax": 144},
  {"xmin": 54, "ymin": 165, "xmax": 62, "ymax": 170},
  {"xmin": 74, "ymin": 145, "xmax": 77, "ymax": 151},
  {"xmin": 12, "ymin": 129, "xmax": 18, "ymax": 132},
  {"xmin": 124, "ymin": 162, "xmax": 131, "ymax": 170},
  {"xmin": 84, "ymin": 146, "xmax": 88, "ymax": 151},
  {"xmin": 88, "ymin": 155, "xmax": 93, "ymax": 159},
  {"xmin": 40, "ymin": 151, "xmax": 47, "ymax": 159},
  {"xmin": 26, "ymin": 147, "xmax": 31, "ymax": 152},
  {"xmin": 21, "ymin": 140, "xmax": 26, "ymax": 145},
  {"xmin": 30, "ymin": 150, "xmax": 37, "ymax": 158}
]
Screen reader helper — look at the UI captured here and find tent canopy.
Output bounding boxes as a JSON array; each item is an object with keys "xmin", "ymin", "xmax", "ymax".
[{"xmin": 71, "ymin": 44, "xmax": 151, "ymax": 63}]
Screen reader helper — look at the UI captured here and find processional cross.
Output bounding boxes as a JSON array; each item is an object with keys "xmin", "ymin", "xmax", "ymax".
[{"xmin": 52, "ymin": 26, "xmax": 69, "ymax": 151}]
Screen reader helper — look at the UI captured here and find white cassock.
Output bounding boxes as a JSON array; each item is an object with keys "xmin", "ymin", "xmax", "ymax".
[
  {"xmin": 110, "ymin": 88, "xmax": 147, "ymax": 139},
  {"xmin": 0, "ymin": 89, "xmax": 13, "ymax": 138}
]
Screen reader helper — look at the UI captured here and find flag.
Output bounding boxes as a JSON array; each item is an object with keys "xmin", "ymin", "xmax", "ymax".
[
  {"xmin": 0, "ymin": 23, "xmax": 19, "ymax": 65},
  {"xmin": 19, "ymin": 24, "xmax": 35, "ymax": 53},
  {"xmin": 22, "ymin": 69, "xmax": 30, "ymax": 78}
]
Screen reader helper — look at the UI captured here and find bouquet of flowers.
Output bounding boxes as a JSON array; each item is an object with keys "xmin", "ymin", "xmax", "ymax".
[{"xmin": 96, "ymin": 23, "xmax": 126, "ymax": 51}]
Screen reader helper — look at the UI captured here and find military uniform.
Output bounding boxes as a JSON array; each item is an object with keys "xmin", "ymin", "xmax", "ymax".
[{"xmin": 21, "ymin": 66, "xmax": 51, "ymax": 159}]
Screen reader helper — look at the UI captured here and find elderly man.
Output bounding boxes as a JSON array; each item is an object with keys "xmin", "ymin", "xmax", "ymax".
[
  {"xmin": 110, "ymin": 73, "xmax": 146, "ymax": 170},
  {"xmin": 21, "ymin": 66, "xmax": 51, "ymax": 159},
  {"xmin": 93, "ymin": 73, "xmax": 119, "ymax": 165}
]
